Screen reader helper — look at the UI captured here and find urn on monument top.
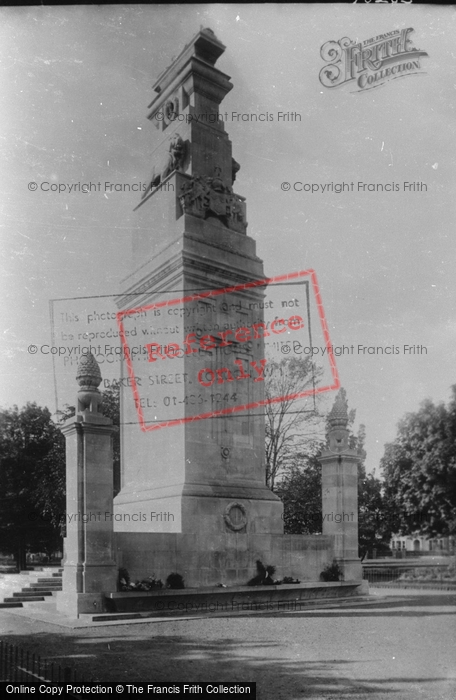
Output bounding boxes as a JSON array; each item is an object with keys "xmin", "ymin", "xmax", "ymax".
[
  {"xmin": 327, "ymin": 388, "xmax": 350, "ymax": 452},
  {"xmin": 76, "ymin": 352, "xmax": 102, "ymax": 390},
  {"xmin": 76, "ymin": 352, "xmax": 102, "ymax": 415}
]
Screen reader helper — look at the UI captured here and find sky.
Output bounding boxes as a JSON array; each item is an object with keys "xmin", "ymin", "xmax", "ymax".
[{"xmin": 1, "ymin": 3, "xmax": 455, "ymax": 475}]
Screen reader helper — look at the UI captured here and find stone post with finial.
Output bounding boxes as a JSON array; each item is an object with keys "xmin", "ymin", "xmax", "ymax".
[
  {"xmin": 56, "ymin": 352, "xmax": 117, "ymax": 617},
  {"xmin": 318, "ymin": 389, "xmax": 362, "ymax": 581}
]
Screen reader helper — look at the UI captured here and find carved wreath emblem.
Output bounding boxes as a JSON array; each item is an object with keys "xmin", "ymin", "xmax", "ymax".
[{"xmin": 223, "ymin": 502, "xmax": 247, "ymax": 531}]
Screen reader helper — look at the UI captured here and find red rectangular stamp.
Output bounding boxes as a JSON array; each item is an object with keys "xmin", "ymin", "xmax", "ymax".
[{"xmin": 117, "ymin": 269, "xmax": 340, "ymax": 431}]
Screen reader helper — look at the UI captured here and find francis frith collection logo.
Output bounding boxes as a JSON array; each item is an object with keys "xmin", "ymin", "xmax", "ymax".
[{"xmin": 319, "ymin": 28, "xmax": 428, "ymax": 92}]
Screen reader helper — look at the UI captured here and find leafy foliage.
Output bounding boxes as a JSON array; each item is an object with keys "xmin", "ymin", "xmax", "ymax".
[
  {"xmin": 0, "ymin": 403, "xmax": 65, "ymax": 567},
  {"xmin": 0, "ymin": 387, "xmax": 121, "ymax": 569},
  {"xmin": 275, "ymin": 450, "xmax": 324, "ymax": 534},
  {"xmin": 320, "ymin": 561, "xmax": 342, "ymax": 582},
  {"xmin": 356, "ymin": 424, "xmax": 393, "ymax": 554},
  {"xmin": 166, "ymin": 572, "xmax": 185, "ymax": 589},
  {"xmin": 358, "ymin": 471, "xmax": 392, "ymax": 556},
  {"xmin": 274, "ymin": 405, "xmax": 391, "ymax": 554},
  {"xmin": 100, "ymin": 385, "xmax": 120, "ymax": 496},
  {"xmin": 265, "ymin": 361, "xmax": 388, "ymax": 552},
  {"xmin": 381, "ymin": 386, "xmax": 456, "ymax": 537}
]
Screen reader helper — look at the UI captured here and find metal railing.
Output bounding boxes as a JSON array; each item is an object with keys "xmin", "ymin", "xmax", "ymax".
[
  {"xmin": 363, "ymin": 566, "xmax": 413, "ymax": 584},
  {"xmin": 0, "ymin": 640, "xmax": 90, "ymax": 683},
  {"xmin": 363, "ymin": 564, "xmax": 455, "ymax": 586}
]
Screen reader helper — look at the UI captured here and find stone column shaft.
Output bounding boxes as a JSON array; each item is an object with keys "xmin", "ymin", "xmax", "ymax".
[
  {"xmin": 319, "ymin": 389, "xmax": 362, "ymax": 581},
  {"xmin": 57, "ymin": 354, "xmax": 118, "ymax": 617},
  {"xmin": 319, "ymin": 451, "xmax": 361, "ymax": 579}
]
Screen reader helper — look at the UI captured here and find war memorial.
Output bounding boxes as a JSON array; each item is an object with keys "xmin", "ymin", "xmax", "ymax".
[{"xmin": 56, "ymin": 28, "xmax": 365, "ymax": 619}]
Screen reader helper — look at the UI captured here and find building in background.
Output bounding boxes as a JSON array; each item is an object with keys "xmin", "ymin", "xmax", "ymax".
[{"xmin": 390, "ymin": 534, "xmax": 455, "ymax": 555}]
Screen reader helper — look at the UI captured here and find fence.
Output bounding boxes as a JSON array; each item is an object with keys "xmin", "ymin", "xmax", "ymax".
[
  {"xmin": 363, "ymin": 563, "xmax": 455, "ymax": 586},
  {"xmin": 0, "ymin": 640, "xmax": 90, "ymax": 683},
  {"xmin": 363, "ymin": 566, "xmax": 415, "ymax": 584},
  {"xmin": 367, "ymin": 550, "xmax": 454, "ymax": 560}
]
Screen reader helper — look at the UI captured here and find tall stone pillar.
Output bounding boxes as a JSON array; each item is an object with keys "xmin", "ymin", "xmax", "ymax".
[
  {"xmin": 57, "ymin": 353, "xmax": 117, "ymax": 617},
  {"xmin": 319, "ymin": 389, "xmax": 362, "ymax": 581},
  {"xmin": 113, "ymin": 27, "xmax": 283, "ymax": 539}
]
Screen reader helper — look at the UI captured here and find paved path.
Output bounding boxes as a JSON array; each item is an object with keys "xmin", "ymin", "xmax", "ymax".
[{"xmin": 1, "ymin": 589, "xmax": 455, "ymax": 699}]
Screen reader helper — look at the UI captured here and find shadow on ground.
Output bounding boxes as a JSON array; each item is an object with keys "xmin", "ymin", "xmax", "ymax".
[{"xmin": 2, "ymin": 593, "xmax": 456, "ymax": 698}]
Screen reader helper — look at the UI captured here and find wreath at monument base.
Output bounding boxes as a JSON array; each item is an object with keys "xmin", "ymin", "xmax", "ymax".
[
  {"xmin": 247, "ymin": 560, "xmax": 301, "ymax": 586},
  {"xmin": 118, "ymin": 567, "xmax": 164, "ymax": 591}
]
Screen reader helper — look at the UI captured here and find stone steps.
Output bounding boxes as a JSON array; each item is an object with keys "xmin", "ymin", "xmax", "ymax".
[
  {"xmin": 0, "ymin": 601, "xmax": 23, "ymax": 609},
  {"xmin": 1, "ymin": 570, "xmax": 63, "ymax": 608},
  {"xmin": 4, "ymin": 596, "xmax": 46, "ymax": 603},
  {"xmin": 35, "ymin": 578, "xmax": 63, "ymax": 584}
]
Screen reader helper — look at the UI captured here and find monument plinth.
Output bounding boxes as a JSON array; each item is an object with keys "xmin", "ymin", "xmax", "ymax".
[{"xmin": 55, "ymin": 29, "xmax": 365, "ymax": 616}]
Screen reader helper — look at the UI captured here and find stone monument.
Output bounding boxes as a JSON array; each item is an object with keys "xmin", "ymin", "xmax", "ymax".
[
  {"xmin": 112, "ymin": 28, "xmax": 288, "ymax": 587},
  {"xmin": 57, "ymin": 28, "xmax": 363, "ymax": 595},
  {"xmin": 57, "ymin": 353, "xmax": 117, "ymax": 616}
]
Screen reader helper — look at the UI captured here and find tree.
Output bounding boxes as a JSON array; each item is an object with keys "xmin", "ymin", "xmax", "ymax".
[
  {"xmin": 381, "ymin": 387, "xmax": 456, "ymax": 537},
  {"xmin": 0, "ymin": 386, "xmax": 121, "ymax": 570},
  {"xmin": 274, "ymin": 448, "xmax": 324, "ymax": 534},
  {"xmin": 354, "ymin": 423, "xmax": 391, "ymax": 555},
  {"xmin": 274, "ymin": 398, "xmax": 390, "ymax": 555},
  {"xmin": 264, "ymin": 356, "xmax": 324, "ymax": 489},
  {"xmin": 0, "ymin": 403, "xmax": 65, "ymax": 569},
  {"xmin": 358, "ymin": 471, "xmax": 391, "ymax": 557}
]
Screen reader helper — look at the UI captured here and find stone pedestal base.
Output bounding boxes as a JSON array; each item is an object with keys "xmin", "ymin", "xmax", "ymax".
[
  {"xmin": 336, "ymin": 557, "xmax": 363, "ymax": 581},
  {"xmin": 113, "ymin": 487, "xmax": 283, "ymax": 535},
  {"xmin": 105, "ymin": 580, "xmax": 369, "ymax": 615},
  {"xmin": 56, "ymin": 591, "xmax": 107, "ymax": 617},
  {"xmin": 61, "ymin": 563, "xmax": 118, "ymax": 592},
  {"xmin": 116, "ymin": 531, "xmax": 337, "ymax": 588},
  {"xmin": 58, "ymin": 563, "xmax": 118, "ymax": 617}
]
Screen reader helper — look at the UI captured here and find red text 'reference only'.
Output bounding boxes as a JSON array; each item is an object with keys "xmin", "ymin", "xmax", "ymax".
[
  {"xmin": 116, "ymin": 269, "xmax": 340, "ymax": 431},
  {"xmin": 145, "ymin": 315, "xmax": 304, "ymax": 363}
]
